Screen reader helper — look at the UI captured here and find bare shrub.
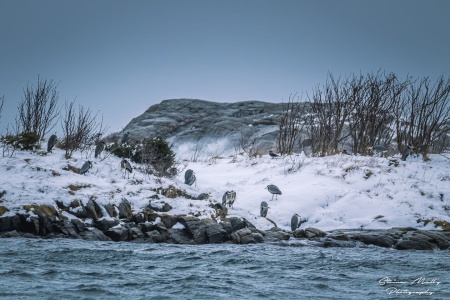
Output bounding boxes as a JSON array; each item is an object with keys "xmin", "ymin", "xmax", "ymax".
[
  {"xmin": 15, "ymin": 76, "xmax": 60, "ymax": 139},
  {"xmin": 277, "ymin": 94, "xmax": 307, "ymax": 155},
  {"xmin": 60, "ymin": 100, "xmax": 103, "ymax": 159},
  {"xmin": 397, "ymin": 76, "xmax": 450, "ymax": 157},
  {"xmin": 238, "ymin": 125, "xmax": 260, "ymax": 157}
]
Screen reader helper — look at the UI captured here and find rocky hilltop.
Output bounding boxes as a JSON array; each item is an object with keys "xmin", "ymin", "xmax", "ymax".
[{"xmin": 111, "ymin": 99, "xmax": 294, "ymax": 154}]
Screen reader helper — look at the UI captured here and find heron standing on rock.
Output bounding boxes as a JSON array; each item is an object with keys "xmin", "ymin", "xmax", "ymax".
[
  {"xmin": 291, "ymin": 214, "xmax": 300, "ymax": 231},
  {"xmin": 291, "ymin": 213, "xmax": 307, "ymax": 231},
  {"xmin": 266, "ymin": 184, "xmax": 282, "ymax": 200}
]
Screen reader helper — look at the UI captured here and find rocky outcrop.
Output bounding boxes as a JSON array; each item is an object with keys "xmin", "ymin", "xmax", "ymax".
[
  {"xmin": 1, "ymin": 204, "xmax": 449, "ymax": 250},
  {"xmin": 107, "ymin": 99, "xmax": 311, "ymax": 154}
]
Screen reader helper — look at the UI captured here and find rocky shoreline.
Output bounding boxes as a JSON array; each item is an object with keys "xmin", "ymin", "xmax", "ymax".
[{"xmin": 1, "ymin": 201, "xmax": 449, "ymax": 250}]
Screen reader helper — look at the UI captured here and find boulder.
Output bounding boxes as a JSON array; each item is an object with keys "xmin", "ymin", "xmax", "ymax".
[
  {"xmin": 80, "ymin": 228, "xmax": 111, "ymax": 241},
  {"xmin": 147, "ymin": 201, "xmax": 173, "ymax": 212},
  {"xmin": 85, "ymin": 199, "xmax": 103, "ymax": 220},
  {"xmin": 105, "ymin": 226, "xmax": 130, "ymax": 242},
  {"xmin": 353, "ymin": 234, "xmax": 397, "ymax": 248},
  {"xmin": 155, "ymin": 226, "xmax": 172, "ymax": 242},
  {"xmin": 192, "ymin": 226, "xmax": 207, "ymax": 244},
  {"xmin": 241, "ymin": 233, "xmax": 264, "ymax": 244},
  {"xmin": 395, "ymin": 231, "xmax": 444, "ymax": 250},
  {"xmin": 227, "ymin": 217, "xmax": 247, "ymax": 232},
  {"xmin": 10, "ymin": 215, "xmax": 22, "ymax": 231},
  {"xmin": 168, "ymin": 228, "xmax": 192, "ymax": 244},
  {"xmin": 130, "ymin": 227, "xmax": 144, "ymax": 239},
  {"xmin": 204, "ymin": 222, "xmax": 227, "ymax": 243},
  {"xmin": 39, "ymin": 216, "xmax": 54, "ymax": 236},
  {"xmin": 230, "ymin": 228, "xmax": 252, "ymax": 243},
  {"xmin": 160, "ymin": 214, "xmax": 178, "ymax": 229},
  {"xmin": 140, "ymin": 222, "xmax": 159, "ymax": 234},
  {"xmin": 146, "ymin": 229, "xmax": 166, "ymax": 243},
  {"xmin": 93, "ymin": 218, "xmax": 120, "ymax": 231},
  {"xmin": 104, "ymin": 204, "xmax": 117, "ymax": 218},
  {"xmin": 305, "ymin": 228, "xmax": 326, "ymax": 238},
  {"xmin": 178, "ymin": 216, "xmax": 205, "ymax": 236},
  {"xmin": 418, "ymin": 231, "xmax": 449, "ymax": 250},
  {"xmin": 0, "ymin": 230, "xmax": 21, "ymax": 238},
  {"xmin": 196, "ymin": 193, "xmax": 210, "ymax": 200},
  {"xmin": 118, "ymin": 199, "xmax": 132, "ymax": 219},
  {"xmin": 52, "ymin": 220, "xmax": 79, "ymax": 237},
  {"xmin": 71, "ymin": 219, "xmax": 87, "ymax": 232},
  {"xmin": 0, "ymin": 216, "xmax": 12, "ymax": 232},
  {"xmin": 220, "ymin": 220, "xmax": 233, "ymax": 236},
  {"xmin": 25, "ymin": 216, "xmax": 40, "ymax": 235},
  {"xmin": 263, "ymin": 227, "xmax": 291, "ymax": 242},
  {"xmin": 230, "ymin": 228, "xmax": 263, "ymax": 244}
]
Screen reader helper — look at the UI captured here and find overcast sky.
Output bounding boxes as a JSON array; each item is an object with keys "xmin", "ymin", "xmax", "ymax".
[{"xmin": 1, "ymin": 0, "xmax": 449, "ymax": 134}]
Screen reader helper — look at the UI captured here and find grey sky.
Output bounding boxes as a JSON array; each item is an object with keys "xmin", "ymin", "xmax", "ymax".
[{"xmin": 1, "ymin": 0, "xmax": 449, "ymax": 134}]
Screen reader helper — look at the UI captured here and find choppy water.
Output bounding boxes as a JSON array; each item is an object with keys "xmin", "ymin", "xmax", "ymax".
[{"xmin": 0, "ymin": 238, "xmax": 449, "ymax": 299}]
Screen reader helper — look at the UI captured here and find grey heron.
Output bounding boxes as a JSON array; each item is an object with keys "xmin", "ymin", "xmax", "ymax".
[
  {"xmin": 222, "ymin": 191, "xmax": 236, "ymax": 208},
  {"xmin": 367, "ymin": 145, "xmax": 389, "ymax": 156},
  {"xmin": 121, "ymin": 159, "xmax": 132, "ymax": 179},
  {"xmin": 266, "ymin": 184, "xmax": 282, "ymax": 200},
  {"xmin": 80, "ymin": 161, "xmax": 93, "ymax": 175},
  {"xmin": 94, "ymin": 141, "xmax": 105, "ymax": 158},
  {"xmin": 269, "ymin": 150, "xmax": 280, "ymax": 158},
  {"xmin": 260, "ymin": 201, "xmax": 269, "ymax": 217},
  {"xmin": 401, "ymin": 145, "xmax": 413, "ymax": 161},
  {"xmin": 184, "ymin": 169, "xmax": 196, "ymax": 186},
  {"xmin": 47, "ymin": 134, "xmax": 57, "ymax": 152}
]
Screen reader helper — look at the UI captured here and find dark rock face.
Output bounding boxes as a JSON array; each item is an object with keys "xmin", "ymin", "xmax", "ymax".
[
  {"xmin": 111, "ymin": 99, "xmax": 308, "ymax": 153},
  {"xmin": 204, "ymin": 222, "xmax": 227, "ymax": 243},
  {"xmin": 394, "ymin": 231, "xmax": 449, "ymax": 250},
  {"xmin": 85, "ymin": 199, "xmax": 103, "ymax": 220},
  {"xmin": 105, "ymin": 226, "xmax": 131, "ymax": 242},
  {"xmin": 93, "ymin": 219, "xmax": 120, "ymax": 231},
  {"xmin": 293, "ymin": 227, "xmax": 326, "ymax": 238},
  {"xmin": 353, "ymin": 233, "xmax": 397, "ymax": 248}
]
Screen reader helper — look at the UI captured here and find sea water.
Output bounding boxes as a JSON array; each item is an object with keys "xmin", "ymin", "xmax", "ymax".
[{"xmin": 0, "ymin": 238, "xmax": 449, "ymax": 299}]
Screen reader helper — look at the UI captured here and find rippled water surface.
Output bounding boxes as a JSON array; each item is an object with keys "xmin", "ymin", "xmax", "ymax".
[{"xmin": 1, "ymin": 238, "xmax": 449, "ymax": 299}]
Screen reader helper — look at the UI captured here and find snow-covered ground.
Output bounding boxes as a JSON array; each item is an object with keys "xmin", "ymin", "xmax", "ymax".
[{"xmin": 1, "ymin": 142, "xmax": 450, "ymax": 233}]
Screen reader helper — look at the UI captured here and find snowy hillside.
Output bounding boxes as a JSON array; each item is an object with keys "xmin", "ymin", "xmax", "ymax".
[{"xmin": 1, "ymin": 142, "xmax": 450, "ymax": 233}]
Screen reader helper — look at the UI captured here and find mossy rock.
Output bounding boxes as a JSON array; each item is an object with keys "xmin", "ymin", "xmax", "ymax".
[
  {"xmin": 63, "ymin": 164, "xmax": 80, "ymax": 174},
  {"xmin": 434, "ymin": 220, "xmax": 450, "ymax": 231},
  {"xmin": 35, "ymin": 205, "xmax": 59, "ymax": 217},
  {"xmin": 25, "ymin": 204, "xmax": 59, "ymax": 218},
  {"xmin": 69, "ymin": 199, "xmax": 82, "ymax": 208},
  {"xmin": 158, "ymin": 185, "xmax": 194, "ymax": 199},
  {"xmin": 67, "ymin": 184, "xmax": 91, "ymax": 192},
  {"xmin": 418, "ymin": 218, "xmax": 450, "ymax": 231},
  {"xmin": 0, "ymin": 206, "xmax": 9, "ymax": 216}
]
